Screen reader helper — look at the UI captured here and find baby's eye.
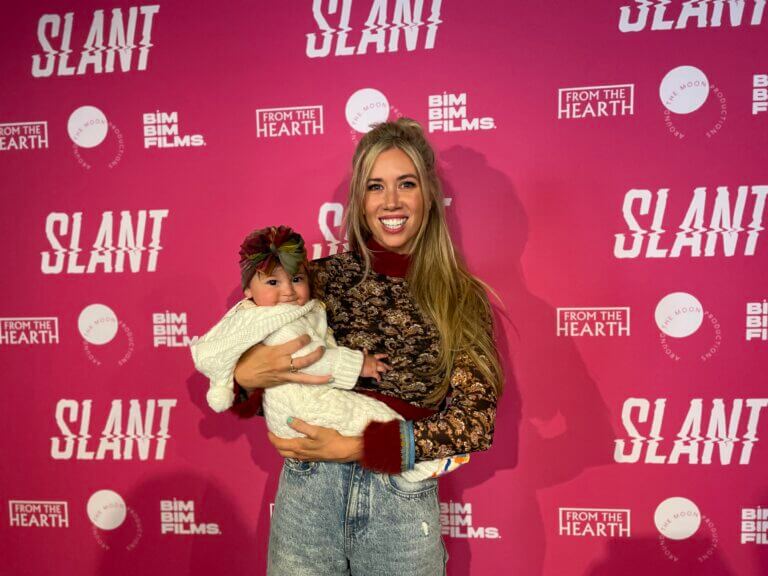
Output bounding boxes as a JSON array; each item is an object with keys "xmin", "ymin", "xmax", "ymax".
[
  {"xmin": 266, "ymin": 279, "xmax": 278, "ymax": 286},
  {"xmin": 292, "ymin": 275, "xmax": 304, "ymax": 283}
]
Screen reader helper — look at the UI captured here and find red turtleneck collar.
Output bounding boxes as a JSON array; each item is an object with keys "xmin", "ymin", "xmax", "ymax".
[{"xmin": 366, "ymin": 238, "xmax": 411, "ymax": 278}]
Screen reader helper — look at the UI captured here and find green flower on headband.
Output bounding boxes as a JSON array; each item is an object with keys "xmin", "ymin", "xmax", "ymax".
[{"xmin": 239, "ymin": 225, "xmax": 307, "ymax": 289}]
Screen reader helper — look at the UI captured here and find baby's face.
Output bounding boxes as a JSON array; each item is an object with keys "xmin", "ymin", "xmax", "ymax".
[{"xmin": 245, "ymin": 265, "xmax": 310, "ymax": 307}]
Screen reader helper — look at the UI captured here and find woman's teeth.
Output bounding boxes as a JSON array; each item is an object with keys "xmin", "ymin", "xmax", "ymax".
[{"xmin": 380, "ymin": 218, "xmax": 407, "ymax": 231}]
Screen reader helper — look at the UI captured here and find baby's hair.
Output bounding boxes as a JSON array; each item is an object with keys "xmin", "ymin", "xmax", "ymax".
[
  {"xmin": 252, "ymin": 261, "xmax": 310, "ymax": 278},
  {"xmin": 239, "ymin": 225, "xmax": 307, "ymax": 290}
]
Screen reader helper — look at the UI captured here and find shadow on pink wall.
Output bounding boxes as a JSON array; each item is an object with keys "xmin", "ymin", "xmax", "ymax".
[{"xmin": 439, "ymin": 145, "xmax": 614, "ymax": 575}]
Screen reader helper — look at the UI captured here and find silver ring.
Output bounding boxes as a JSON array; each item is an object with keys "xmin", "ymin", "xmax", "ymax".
[{"xmin": 289, "ymin": 357, "xmax": 298, "ymax": 373}]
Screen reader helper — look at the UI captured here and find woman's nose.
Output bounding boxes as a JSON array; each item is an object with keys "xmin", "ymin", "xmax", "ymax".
[{"xmin": 383, "ymin": 185, "xmax": 399, "ymax": 208}]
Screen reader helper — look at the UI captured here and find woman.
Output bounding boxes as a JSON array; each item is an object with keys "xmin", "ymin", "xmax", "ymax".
[{"xmin": 233, "ymin": 119, "xmax": 503, "ymax": 575}]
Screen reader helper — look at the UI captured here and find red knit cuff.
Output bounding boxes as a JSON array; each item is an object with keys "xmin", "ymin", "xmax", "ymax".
[
  {"xmin": 357, "ymin": 389, "xmax": 436, "ymax": 421},
  {"xmin": 361, "ymin": 420, "xmax": 403, "ymax": 474},
  {"xmin": 229, "ymin": 383, "xmax": 264, "ymax": 419}
]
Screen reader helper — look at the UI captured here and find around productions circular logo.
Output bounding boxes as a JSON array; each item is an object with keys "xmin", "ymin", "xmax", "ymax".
[
  {"xmin": 78, "ymin": 304, "xmax": 119, "ymax": 345},
  {"xmin": 654, "ymin": 497, "xmax": 718, "ymax": 563},
  {"xmin": 87, "ymin": 489, "xmax": 142, "ymax": 551},
  {"xmin": 68, "ymin": 106, "xmax": 109, "ymax": 148},
  {"xmin": 654, "ymin": 497, "xmax": 701, "ymax": 540},
  {"xmin": 345, "ymin": 88, "xmax": 403, "ymax": 143},
  {"xmin": 346, "ymin": 88, "xmax": 391, "ymax": 133},
  {"xmin": 659, "ymin": 66, "xmax": 710, "ymax": 115},
  {"xmin": 658, "ymin": 65, "xmax": 727, "ymax": 140},
  {"xmin": 78, "ymin": 304, "xmax": 135, "ymax": 366},
  {"xmin": 66, "ymin": 105, "xmax": 125, "ymax": 169},
  {"xmin": 88, "ymin": 490, "xmax": 127, "ymax": 530},
  {"xmin": 655, "ymin": 292, "xmax": 703, "ymax": 338},
  {"xmin": 654, "ymin": 292, "xmax": 722, "ymax": 362}
]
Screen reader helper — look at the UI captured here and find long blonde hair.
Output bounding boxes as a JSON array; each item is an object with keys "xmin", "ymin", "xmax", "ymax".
[{"xmin": 346, "ymin": 118, "xmax": 503, "ymax": 405}]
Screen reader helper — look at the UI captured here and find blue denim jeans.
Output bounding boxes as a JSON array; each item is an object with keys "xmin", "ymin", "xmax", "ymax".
[{"xmin": 268, "ymin": 460, "xmax": 448, "ymax": 575}]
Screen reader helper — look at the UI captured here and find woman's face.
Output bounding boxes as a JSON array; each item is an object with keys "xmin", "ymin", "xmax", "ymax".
[{"xmin": 363, "ymin": 148, "xmax": 425, "ymax": 254}]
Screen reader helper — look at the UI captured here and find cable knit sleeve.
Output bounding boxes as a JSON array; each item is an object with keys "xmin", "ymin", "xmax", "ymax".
[{"xmin": 412, "ymin": 350, "xmax": 498, "ymax": 461}]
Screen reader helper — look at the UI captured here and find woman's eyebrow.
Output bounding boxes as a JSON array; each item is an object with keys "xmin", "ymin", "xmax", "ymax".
[{"xmin": 367, "ymin": 174, "xmax": 418, "ymax": 182}]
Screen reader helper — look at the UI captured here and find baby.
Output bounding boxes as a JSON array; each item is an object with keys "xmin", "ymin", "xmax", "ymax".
[{"xmin": 191, "ymin": 225, "xmax": 467, "ymax": 481}]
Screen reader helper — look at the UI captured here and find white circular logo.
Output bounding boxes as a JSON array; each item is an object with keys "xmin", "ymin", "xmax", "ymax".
[
  {"xmin": 654, "ymin": 497, "xmax": 701, "ymax": 540},
  {"xmin": 655, "ymin": 292, "xmax": 704, "ymax": 338},
  {"xmin": 68, "ymin": 106, "xmax": 109, "ymax": 148},
  {"xmin": 87, "ymin": 490, "xmax": 127, "ymax": 530},
  {"xmin": 78, "ymin": 304, "xmax": 119, "ymax": 345},
  {"xmin": 345, "ymin": 88, "xmax": 390, "ymax": 133},
  {"xmin": 659, "ymin": 66, "xmax": 709, "ymax": 115}
]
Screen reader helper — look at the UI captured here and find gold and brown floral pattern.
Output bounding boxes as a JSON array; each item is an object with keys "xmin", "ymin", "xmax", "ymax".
[{"xmin": 310, "ymin": 252, "xmax": 497, "ymax": 462}]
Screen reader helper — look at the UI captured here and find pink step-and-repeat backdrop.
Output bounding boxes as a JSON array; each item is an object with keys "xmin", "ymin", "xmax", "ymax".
[{"xmin": 1, "ymin": 1, "xmax": 766, "ymax": 574}]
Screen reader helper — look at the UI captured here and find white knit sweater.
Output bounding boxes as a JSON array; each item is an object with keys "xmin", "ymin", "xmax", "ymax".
[
  {"xmin": 191, "ymin": 298, "xmax": 463, "ymax": 481},
  {"xmin": 192, "ymin": 299, "xmax": 363, "ymax": 412}
]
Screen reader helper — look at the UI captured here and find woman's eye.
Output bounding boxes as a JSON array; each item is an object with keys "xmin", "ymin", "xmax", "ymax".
[
  {"xmin": 367, "ymin": 183, "xmax": 383, "ymax": 191},
  {"xmin": 400, "ymin": 180, "xmax": 417, "ymax": 189}
]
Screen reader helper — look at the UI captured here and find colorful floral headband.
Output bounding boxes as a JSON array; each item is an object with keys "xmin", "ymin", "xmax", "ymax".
[{"xmin": 239, "ymin": 225, "xmax": 307, "ymax": 289}]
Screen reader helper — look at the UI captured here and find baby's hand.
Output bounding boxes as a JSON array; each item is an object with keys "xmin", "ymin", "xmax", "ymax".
[{"xmin": 361, "ymin": 349, "xmax": 391, "ymax": 382}]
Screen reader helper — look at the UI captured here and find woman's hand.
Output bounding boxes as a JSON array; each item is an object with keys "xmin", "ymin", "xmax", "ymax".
[
  {"xmin": 234, "ymin": 335, "xmax": 331, "ymax": 391},
  {"xmin": 268, "ymin": 418, "xmax": 363, "ymax": 462}
]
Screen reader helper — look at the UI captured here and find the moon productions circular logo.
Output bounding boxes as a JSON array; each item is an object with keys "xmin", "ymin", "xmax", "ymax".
[
  {"xmin": 67, "ymin": 106, "xmax": 125, "ymax": 170},
  {"xmin": 655, "ymin": 497, "xmax": 701, "ymax": 540},
  {"xmin": 346, "ymin": 88, "xmax": 390, "ymax": 133},
  {"xmin": 87, "ymin": 489, "xmax": 143, "ymax": 551},
  {"xmin": 78, "ymin": 304, "xmax": 119, "ymax": 345},
  {"xmin": 68, "ymin": 106, "xmax": 109, "ymax": 147},
  {"xmin": 654, "ymin": 497, "xmax": 718, "ymax": 563},
  {"xmin": 655, "ymin": 292, "xmax": 703, "ymax": 338},
  {"xmin": 78, "ymin": 304, "xmax": 135, "ymax": 366},
  {"xmin": 654, "ymin": 292, "xmax": 722, "ymax": 362},
  {"xmin": 658, "ymin": 66, "xmax": 728, "ymax": 140},
  {"xmin": 88, "ymin": 490, "xmax": 127, "ymax": 530},
  {"xmin": 660, "ymin": 66, "xmax": 710, "ymax": 115},
  {"xmin": 345, "ymin": 88, "xmax": 403, "ymax": 143}
]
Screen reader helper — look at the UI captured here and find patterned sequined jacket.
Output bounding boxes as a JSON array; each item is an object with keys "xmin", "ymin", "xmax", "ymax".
[{"xmin": 233, "ymin": 247, "xmax": 498, "ymax": 474}]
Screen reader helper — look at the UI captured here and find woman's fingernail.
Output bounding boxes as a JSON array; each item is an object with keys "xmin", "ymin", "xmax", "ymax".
[{"xmin": 286, "ymin": 416, "xmax": 293, "ymax": 425}]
